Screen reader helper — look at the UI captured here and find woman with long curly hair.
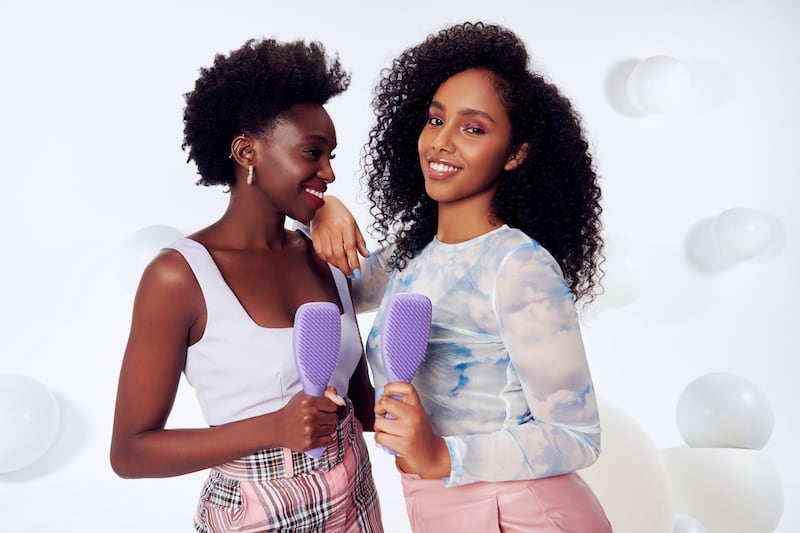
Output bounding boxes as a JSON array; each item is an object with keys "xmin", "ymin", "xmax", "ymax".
[
  {"xmin": 311, "ymin": 21, "xmax": 610, "ymax": 531},
  {"xmin": 110, "ymin": 38, "xmax": 382, "ymax": 532}
]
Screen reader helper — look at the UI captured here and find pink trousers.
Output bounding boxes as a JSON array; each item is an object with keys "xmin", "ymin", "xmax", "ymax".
[
  {"xmin": 400, "ymin": 471, "xmax": 611, "ymax": 533},
  {"xmin": 194, "ymin": 401, "xmax": 382, "ymax": 532}
]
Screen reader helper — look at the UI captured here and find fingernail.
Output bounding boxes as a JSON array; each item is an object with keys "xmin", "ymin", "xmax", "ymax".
[
  {"xmin": 375, "ymin": 386, "xmax": 384, "ymax": 398},
  {"xmin": 334, "ymin": 394, "xmax": 345, "ymax": 406},
  {"xmin": 352, "ymin": 268, "xmax": 361, "ymax": 280}
]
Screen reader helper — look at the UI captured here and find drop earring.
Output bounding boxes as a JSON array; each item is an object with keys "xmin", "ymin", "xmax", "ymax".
[{"xmin": 247, "ymin": 165, "xmax": 254, "ymax": 185}]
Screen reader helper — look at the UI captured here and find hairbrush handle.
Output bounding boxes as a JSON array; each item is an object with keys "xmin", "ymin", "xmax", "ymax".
[
  {"xmin": 380, "ymin": 293, "xmax": 432, "ymax": 455},
  {"xmin": 294, "ymin": 301, "xmax": 341, "ymax": 458}
]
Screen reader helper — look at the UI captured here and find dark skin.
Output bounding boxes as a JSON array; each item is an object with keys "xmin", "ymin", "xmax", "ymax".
[{"xmin": 110, "ymin": 103, "xmax": 374, "ymax": 479}]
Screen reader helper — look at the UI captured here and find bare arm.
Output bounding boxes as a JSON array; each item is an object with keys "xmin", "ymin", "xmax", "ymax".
[{"xmin": 110, "ymin": 251, "xmax": 340, "ymax": 478}]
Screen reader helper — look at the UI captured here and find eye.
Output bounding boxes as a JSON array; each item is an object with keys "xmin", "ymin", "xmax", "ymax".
[
  {"xmin": 304, "ymin": 147, "xmax": 323, "ymax": 159},
  {"xmin": 426, "ymin": 115, "xmax": 444, "ymax": 127},
  {"xmin": 462, "ymin": 123, "xmax": 486, "ymax": 135}
]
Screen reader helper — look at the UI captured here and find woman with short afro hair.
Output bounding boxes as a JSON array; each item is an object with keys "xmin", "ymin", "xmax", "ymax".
[
  {"xmin": 311, "ymin": 22, "xmax": 610, "ymax": 531},
  {"xmin": 111, "ymin": 37, "xmax": 383, "ymax": 532},
  {"xmin": 183, "ymin": 38, "xmax": 351, "ymax": 188}
]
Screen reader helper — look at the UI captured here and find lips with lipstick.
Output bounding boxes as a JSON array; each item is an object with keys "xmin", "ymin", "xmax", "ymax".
[
  {"xmin": 304, "ymin": 186, "xmax": 325, "ymax": 200},
  {"xmin": 426, "ymin": 159, "xmax": 461, "ymax": 179}
]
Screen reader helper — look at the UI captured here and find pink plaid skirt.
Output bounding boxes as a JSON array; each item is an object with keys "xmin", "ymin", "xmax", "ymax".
[
  {"xmin": 400, "ymin": 471, "xmax": 610, "ymax": 533},
  {"xmin": 194, "ymin": 401, "xmax": 382, "ymax": 532}
]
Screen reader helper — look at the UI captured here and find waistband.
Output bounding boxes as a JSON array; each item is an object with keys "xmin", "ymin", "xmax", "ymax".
[{"xmin": 211, "ymin": 398, "xmax": 355, "ymax": 482}]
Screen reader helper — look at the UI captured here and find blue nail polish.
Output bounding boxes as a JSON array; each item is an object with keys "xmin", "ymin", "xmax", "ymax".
[
  {"xmin": 353, "ymin": 268, "xmax": 361, "ymax": 280},
  {"xmin": 346, "ymin": 273, "xmax": 355, "ymax": 280},
  {"xmin": 375, "ymin": 386, "xmax": 384, "ymax": 398}
]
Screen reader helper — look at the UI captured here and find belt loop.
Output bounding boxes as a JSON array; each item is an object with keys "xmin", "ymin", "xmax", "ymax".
[{"xmin": 282, "ymin": 448, "xmax": 294, "ymax": 477}]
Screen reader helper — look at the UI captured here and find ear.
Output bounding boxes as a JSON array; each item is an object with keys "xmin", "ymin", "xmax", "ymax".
[
  {"xmin": 230, "ymin": 134, "xmax": 255, "ymax": 168},
  {"xmin": 504, "ymin": 142, "xmax": 529, "ymax": 172}
]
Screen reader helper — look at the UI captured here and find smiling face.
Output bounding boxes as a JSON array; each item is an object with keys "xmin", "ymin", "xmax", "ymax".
[
  {"xmin": 252, "ymin": 102, "xmax": 337, "ymax": 223},
  {"xmin": 418, "ymin": 68, "xmax": 525, "ymax": 212}
]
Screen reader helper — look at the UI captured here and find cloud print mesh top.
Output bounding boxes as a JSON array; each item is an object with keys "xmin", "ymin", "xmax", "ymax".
[{"xmin": 353, "ymin": 224, "xmax": 602, "ymax": 487}]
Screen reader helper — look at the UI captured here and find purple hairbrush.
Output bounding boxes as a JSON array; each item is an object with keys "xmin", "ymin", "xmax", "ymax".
[
  {"xmin": 293, "ymin": 301, "xmax": 341, "ymax": 458},
  {"xmin": 380, "ymin": 293, "xmax": 432, "ymax": 454}
]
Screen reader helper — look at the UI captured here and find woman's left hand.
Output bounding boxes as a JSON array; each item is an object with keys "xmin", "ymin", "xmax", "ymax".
[{"xmin": 374, "ymin": 382, "xmax": 451, "ymax": 479}]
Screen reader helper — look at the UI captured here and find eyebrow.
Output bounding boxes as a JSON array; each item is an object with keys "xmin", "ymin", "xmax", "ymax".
[
  {"xmin": 300, "ymin": 134, "xmax": 336, "ymax": 147},
  {"xmin": 301, "ymin": 134, "xmax": 331, "ymax": 142},
  {"xmin": 430, "ymin": 100, "xmax": 496, "ymax": 124}
]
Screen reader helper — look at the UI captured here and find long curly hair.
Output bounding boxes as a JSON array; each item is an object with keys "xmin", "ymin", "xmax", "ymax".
[
  {"xmin": 363, "ymin": 22, "xmax": 603, "ymax": 302},
  {"xmin": 182, "ymin": 38, "xmax": 350, "ymax": 187}
]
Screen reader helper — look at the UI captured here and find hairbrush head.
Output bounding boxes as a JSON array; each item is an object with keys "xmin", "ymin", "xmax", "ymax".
[
  {"xmin": 293, "ymin": 301, "xmax": 341, "ymax": 459},
  {"xmin": 381, "ymin": 293, "xmax": 432, "ymax": 383},
  {"xmin": 294, "ymin": 301, "xmax": 341, "ymax": 397}
]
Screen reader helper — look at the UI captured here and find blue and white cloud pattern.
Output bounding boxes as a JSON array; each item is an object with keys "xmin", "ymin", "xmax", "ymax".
[{"xmin": 365, "ymin": 225, "xmax": 601, "ymax": 487}]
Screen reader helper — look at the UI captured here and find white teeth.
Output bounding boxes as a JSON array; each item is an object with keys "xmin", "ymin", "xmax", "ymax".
[
  {"xmin": 430, "ymin": 161, "xmax": 458, "ymax": 173},
  {"xmin": 304, "ymin": 188, "xmax": 324, "ymax": 200}
]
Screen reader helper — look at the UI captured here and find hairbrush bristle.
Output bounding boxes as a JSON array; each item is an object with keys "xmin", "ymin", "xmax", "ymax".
[
  {"xmin": 294, "ymin": 302, "xmax": 341, "ymax": 392},
  {"xmin": 382, "ymin": 293, "xmax": 432, "ymax": 383}
]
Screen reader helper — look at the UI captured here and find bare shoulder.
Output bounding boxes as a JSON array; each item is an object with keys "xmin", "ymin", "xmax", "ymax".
[
  {"xmin": 144, "ymin": 248, "xmax": 194, "ymax": 283},
  {"xmin": 134, "ymin": 249, "xmax": 202, "ymax": 311}
]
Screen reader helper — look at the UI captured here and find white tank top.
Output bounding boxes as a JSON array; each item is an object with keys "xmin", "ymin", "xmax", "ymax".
[{"xmin": 168, "ymin": 237, "xmax": 363, "ymax": 426}]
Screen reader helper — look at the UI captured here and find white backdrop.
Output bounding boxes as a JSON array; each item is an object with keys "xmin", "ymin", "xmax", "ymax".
[{"xmin": 0, "ymin": 1, "xmax": 797, "ymax": 531}]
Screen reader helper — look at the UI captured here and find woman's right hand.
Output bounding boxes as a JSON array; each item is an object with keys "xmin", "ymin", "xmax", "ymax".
[
  {"xmin": 374, "ymin": 382, "xmax": 452, "ymax": 479},
  {"xmin": 310, "ymin": 195, "xmax": 369, "ymax": 277},
  {"xmin": 274, "ymin": 390, "xmax": 341, "ymax": 453}
]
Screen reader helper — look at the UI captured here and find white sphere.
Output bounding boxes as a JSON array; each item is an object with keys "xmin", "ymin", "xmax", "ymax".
[
  {"xmin": 661, "ymin": 447, "xmax": 783, "ymax": 533},
  {"xmin": 673, "ymin": 513, "xmax": 707, "ymax": 533},
  {"xmin": 579, "ymin": 398, "xmax": 673, "ymax": 533},
  {"xmin": 628, "ymin": 55, "xmax": 690, "ymax": 114},
  {"xmin": 0, "ymin": 374, "xmax": 61, "ymax": 473},
  {"xmin": 710, "ymin": 207, "xmax": 772, "ymax": 260},
  {"xmin": 676, "ymin": 372, "xmax": 773, "ymax": 449}
]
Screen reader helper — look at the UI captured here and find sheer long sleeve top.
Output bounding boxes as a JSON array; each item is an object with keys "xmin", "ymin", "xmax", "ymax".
[{"xmin": 354, "ymin": 225, "xmax": 601, "ymax": 487}]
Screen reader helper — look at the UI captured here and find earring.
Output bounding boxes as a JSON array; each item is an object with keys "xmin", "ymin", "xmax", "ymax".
[{"xmin": 247, "ymin": 165, "xmax": 254, "ymax": 185}]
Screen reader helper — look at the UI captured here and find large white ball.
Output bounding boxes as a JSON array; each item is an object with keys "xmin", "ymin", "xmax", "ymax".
[
  {"xmin": 627, "ymin": 55, "xmax": 690, "ymax": 114},
  {"xmin": 710, "ymin": 207, "xmax": 772, "ymax": 260},
  {"xmin": 661, "ymin": 447, "xmax": 783, "ymax": 533},
  {"xmin": 676, "ymin": 372, "xmax": 773, "ymax": 449},
  {"xmin": 578, "ymin": 398, "xmax": 673, "ymax": 533},
  {"xmin": 0, "ymin": 374, "xmax": 61, "ymax": 473}
]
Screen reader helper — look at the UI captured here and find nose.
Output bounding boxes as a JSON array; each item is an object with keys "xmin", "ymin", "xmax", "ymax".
[
  {"xmin": 430, "ymin": 125, "xmax": 455, "ymax": 154},
  {"xmin": 317, "ymin": 160, "xmax": 335, "ymax": 184}
]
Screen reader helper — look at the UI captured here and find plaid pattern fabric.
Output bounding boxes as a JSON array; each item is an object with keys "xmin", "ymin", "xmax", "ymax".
[
  {"xmin": 195, "ymin": 400, "xmax": 382, "ymax": 532},
  {"xmin": 200, "ymin": 471, "xmax": 242, "ymax": 509}
]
